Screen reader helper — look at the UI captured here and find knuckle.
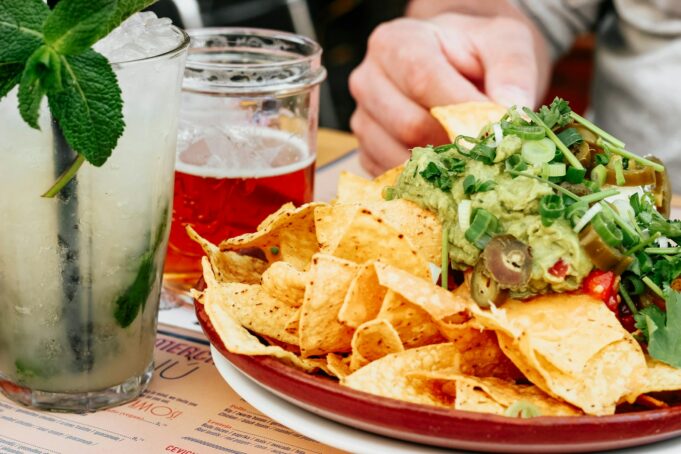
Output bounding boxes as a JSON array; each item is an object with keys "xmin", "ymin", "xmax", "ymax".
[
  {"xmin": 402, "ymin": 57, "xmax": 434, "ymax": 102},
  {"xmin": 349, "ymin": 110, "xmax": 364, "ymax": 137},
  {"xmin": 368, "ymin": 18, "xmax": 422, "ymax": 53},
  {"xmin": 398, "ymin": 114, "xmax": 431, "ymax": 146},
  {"xmin": 348, "ymin": 66, "xmax": 365, "ymax": 99}
]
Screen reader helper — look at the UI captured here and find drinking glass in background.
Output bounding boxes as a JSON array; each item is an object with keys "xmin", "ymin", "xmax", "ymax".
[
  {"xmin": 0, "ymin": 14, "xmax": 188, "ymax": 411},
  {"xmin": 162, "ymin": 28, "xmax": 327, "ymax": 298}
]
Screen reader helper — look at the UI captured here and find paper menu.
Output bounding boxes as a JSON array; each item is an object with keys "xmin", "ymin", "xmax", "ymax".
[{"xmin": 0, "ymin": 327, "xmax": 343, "ymax": 454}]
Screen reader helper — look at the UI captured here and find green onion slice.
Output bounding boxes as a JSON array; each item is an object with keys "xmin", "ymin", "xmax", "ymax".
[
  {"xmin": 566, "ymin": 200, "xmax": 588, "ymax": 225},
  {"xmin": 523, "ymin": 107, "xmax": 584, "ymax": 170},
  {"xmin": 522, "ymin": 138, "xmax": 556, "ymax": 166},
  {"xmin": 556, "ymin": 127, "xmax": 583, "ymax": 148},
  {"xmin": 565, "ymin": 166, "xmax": 586, "ymax": 184},
  {"xmin": 591, "ymin": 164, "xmax": 607, "ymax": 187},
  {"xmin": 539, "ymin": 194, "xmax": 565, "ymax": 227},
  {"xmin": 454, "ymin": 135, "xmax": 479, "ymax": 156},
  {"xmin": 501, "ymin": 121, "xmax": 545, "ymax": 140},
  {"xmin": 591, "ymin": 212, "xmax": 623, "ymax": 248},
  {"xmin": 441, "ymin": 225, "xmax": 449, "ymax": 290},
  {"xmin": 465, "ymin": 208, "xmax": 499, "ymax": 249},
  {"xmin": 505, "ymin": 154, "xmax": 527, "ymax": 175}
]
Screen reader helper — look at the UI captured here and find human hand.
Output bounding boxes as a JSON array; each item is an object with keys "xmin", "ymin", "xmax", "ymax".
[{"xmin": 349, "ymin": 12, "xmax": 548, "ymax": 175}]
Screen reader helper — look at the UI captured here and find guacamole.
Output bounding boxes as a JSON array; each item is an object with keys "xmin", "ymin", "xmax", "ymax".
[{"xmin": 393, "ymin": 145, "xmax": 593, "ymax": 294}]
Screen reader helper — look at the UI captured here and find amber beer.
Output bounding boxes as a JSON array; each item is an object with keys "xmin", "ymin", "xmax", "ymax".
[{"xmin": 164, "ymin": 127, "xmax": 314, "ymax": 288}]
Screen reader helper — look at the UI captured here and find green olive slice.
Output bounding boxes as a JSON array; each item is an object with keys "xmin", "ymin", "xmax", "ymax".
[
  {"xmin": 471, "ymin": 260, "xmax": 509, "ymax": 308},
  {"xmin": 575, "ymin": 141, "xmax": 593, "ymax": 168},
  {"xmin": 645, "ymin": 155, "xmax": 671, "ymax": 217},
  {"xmin": 605, "ymin": 161, "xmax": 656, "ymax": 186},
  {"xmin": 579, "ymin": 224, "xmax": 626, "ymax": 272}
]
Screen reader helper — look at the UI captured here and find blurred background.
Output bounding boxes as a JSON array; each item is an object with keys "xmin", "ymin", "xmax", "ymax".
[{"xmin": 150, "ymin": 0, "xmax": 594, "ymax": 131}]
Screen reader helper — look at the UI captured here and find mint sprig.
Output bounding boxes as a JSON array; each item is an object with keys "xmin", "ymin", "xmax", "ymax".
[{"xmin": 0, "ymin": 0, "xmax": 158, "ymax": 197}]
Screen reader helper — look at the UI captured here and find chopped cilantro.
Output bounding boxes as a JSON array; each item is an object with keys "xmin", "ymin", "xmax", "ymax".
[
  {"xmin": 537, "ymin": 97, "xmax": 572, "ymax": 129},
  {"xmin": 462, "ymin": 175, "xmax": 496, "ymax": 195},
  {"xmin": 637, "ymin": 289, "xmax": 681, "ymax": 368},
  {"xmin": 419, "ymin": 162, "xmax": 453, "ymax": 192}
]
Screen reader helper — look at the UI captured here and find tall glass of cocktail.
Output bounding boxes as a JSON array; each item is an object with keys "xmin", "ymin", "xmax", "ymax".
[
  {"xmin": 0, "ymin": 9, "xmax": 189, "ymax": 412},
  {"xmin": 163, "ymin": 28, "xmax": 326, "ymax": 296}
]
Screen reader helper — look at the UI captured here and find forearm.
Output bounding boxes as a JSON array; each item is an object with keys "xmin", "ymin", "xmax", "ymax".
[{"xmin": 406, "ymin": 0, "xmax": 552, "ymax": 104}]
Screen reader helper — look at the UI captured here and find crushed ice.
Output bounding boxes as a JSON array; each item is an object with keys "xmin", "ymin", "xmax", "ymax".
[{"xmin": 94, "ymin": 12, "xmax": 180, "ymax": 63}]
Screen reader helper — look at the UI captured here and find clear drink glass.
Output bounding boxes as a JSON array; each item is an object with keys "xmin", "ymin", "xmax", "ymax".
[
  {"xmin": 0, "ymin": 26, "xmax": 189, "ymax": 412},
  {"xmin": 162, "ymin": 28, "xmax": 326, "ymax": 296}
]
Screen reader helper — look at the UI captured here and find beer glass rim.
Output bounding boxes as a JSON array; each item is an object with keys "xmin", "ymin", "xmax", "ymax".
[
  {"xmin": 109, "ymin": 25, "xmax": 191, "ymax": 68},
  {"xmin": 182, "ymin": 27, "xmax": 326, "ymax": 95}
]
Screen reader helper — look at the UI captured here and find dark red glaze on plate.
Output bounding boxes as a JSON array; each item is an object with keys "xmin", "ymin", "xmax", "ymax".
[{"xmin": 195, "ymin": 291, "xmax": 681, "ymax": 453}]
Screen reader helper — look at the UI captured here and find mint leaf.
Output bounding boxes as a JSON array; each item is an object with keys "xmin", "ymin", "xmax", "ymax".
[
  {"xmin": 114, "ymin": 208, "xmax": 168, "ymax": 328},
  {"xmin": 0, "ymin": 63, "xmax": 23, "ymax": 100},
  {"xmin": 18, "ymin": 69, "xmax": 44, "ymax": 129},
  {"xmin": 646, "ymin": 289, "xmax": 681, "ymax": 368},
  {"xmin": 43, "ymin": 0, "xmax": 116, "ymax": 55},
  {"xmin": 0, "ymin": 0, "xmax": 48, "ymax": 63},
  {"xmin": 18, "ymin": 45, "xmax": 64, "ymax": 128},
  {"xmin": 47, "ymin": 49, "xmax": 124, "ymax": 167}
]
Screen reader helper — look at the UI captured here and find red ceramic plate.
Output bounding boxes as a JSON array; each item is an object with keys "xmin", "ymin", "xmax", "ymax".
[{"xmin": 195, "ymin": 299, "xmax": 681, "ymax": 453}]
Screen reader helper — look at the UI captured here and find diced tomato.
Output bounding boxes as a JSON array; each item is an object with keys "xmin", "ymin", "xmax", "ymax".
[
  {"xmin": 548, "ymin": 259, "xmax": 569, "ymax": 279},
  {"xmin": 605, "ymin": 294, "xmax": 619, "ymax": 313},
  {"xmin": 582, "ymin": 270, "xmax": 617, "ymax": 302},
  {"xmin": 620, "ymin": 315, "xmax": 637, "ymax": 333}
]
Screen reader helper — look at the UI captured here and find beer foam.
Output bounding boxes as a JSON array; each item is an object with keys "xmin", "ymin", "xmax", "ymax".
[
  {"xmin": 175, "ymin": 127, "xmax": 314, "ymax": 179},
  {"xmin": 175, "ymin": 153, "xmax": 315, "ymax": 179}
]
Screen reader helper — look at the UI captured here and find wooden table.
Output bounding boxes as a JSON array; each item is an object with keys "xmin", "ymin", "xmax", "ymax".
[{"xmin": 317, "ymin": 127, "xmax": 358, "ymax": 167}]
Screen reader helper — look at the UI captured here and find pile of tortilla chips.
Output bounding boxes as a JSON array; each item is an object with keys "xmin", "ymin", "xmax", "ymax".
[{"xmin": 191, "ymin": 102, "xmax": 681, "ymax": 418}]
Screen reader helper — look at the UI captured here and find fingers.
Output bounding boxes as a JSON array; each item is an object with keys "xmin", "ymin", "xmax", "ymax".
[
  {"xmin": 471, "ymin": 16, "xmax": 539, "ymax": 107},
  {"xmin": 349, "ymin": 59, "xmax": 450, "ymax": 148},
  {"xmin": 368, "ymin": 18, "xmax": 487, "ymax": 108},
  {"xmin": 350, "ymin": 108, "xmax": 411, "ymax": 175}
]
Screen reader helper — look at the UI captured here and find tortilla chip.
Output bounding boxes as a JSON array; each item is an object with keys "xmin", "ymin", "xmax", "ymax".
[
  {"xmin": 220, "ymin": 202, "xmax": 324, "ymax": 270},
  {"xmin": 203, "ymin": 280, "xmax": 319, "ymax": 373},
  {"xmin": 336, "ymin": 172, "xmax": 386, "ymax": 204},
  {"xmin": 299, "ymin": 254, "xmax": 358, "ymax": 357},
  {"xmin": 357, "ymin": 200, "xmax": 442, "ymax": 264},
  {"xmin": 338, "ymin": 261, "xmax": 386, "ymax": 328},
  {"xmin": 408, "ymin": 371, "xmax": 581, "ymax": 416},
  {"xmin": 374, "ymin": 262, "xmax": 470, "ymax": 323},
  {"xmin": 342, "ymin": 343, "xmax": 465, "ymax": 406},
  {"xmin": 431, "ymin": 102, "xmax": 506, "ymax": 141},
  {"xmin": 187, "ymin": 226, "xmax": 267, "ymax": 284},
  {"xmin": 629, "ymin": 357, "xmax": 681, "ymax": 398},
  {"xmin": 349, "ymin": 319, "xmax": 404, "ymax": 371},
  {"xmin": 377, "ymin": 290, "xmax": 446, "ymax": 348},
  {"xmin": 373, "ymin": 164, "xmax": 405, "ymax": 186},
  {"xmin": 201, "ymin": 258, "xmax": 298, "ymax": 345},
  {"xmin": 326, "ymin": 353, "xmax": 352, "ymax": 379},
  {"xmin": 314, "ymin": 204, "xmax": 357, "ymax": 252},
  {"xmin": 261, "ymin": 261, "xmax": 306, "ymax": 307},
  {"xmin": 318, "ymin": 206, "xmax": 431, "ymax": 279},
  {"xmin": 472, "ymin": 294, "xmax": 646, "ymax": 415},
  {"xmin": 471, "ymin": 294, "xmax": 628, "ymax": 376},
  {"xmin": 318, "ymin": 201, "xmax": 441, "ymax": 265},
  {"xmin": 284, "ymin": 308, "xmax": 301, "ymax": 337}
]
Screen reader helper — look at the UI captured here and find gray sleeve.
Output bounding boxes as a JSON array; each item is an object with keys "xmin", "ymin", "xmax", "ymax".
[{"xmin": 510, "ymin": 0, "xmax": 605, "ymax": 59}]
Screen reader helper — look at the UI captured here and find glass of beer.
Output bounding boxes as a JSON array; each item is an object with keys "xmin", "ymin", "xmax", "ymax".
[{"xmin": 163, "ymin": 28, "xmax": 326, "ymax": 298}]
